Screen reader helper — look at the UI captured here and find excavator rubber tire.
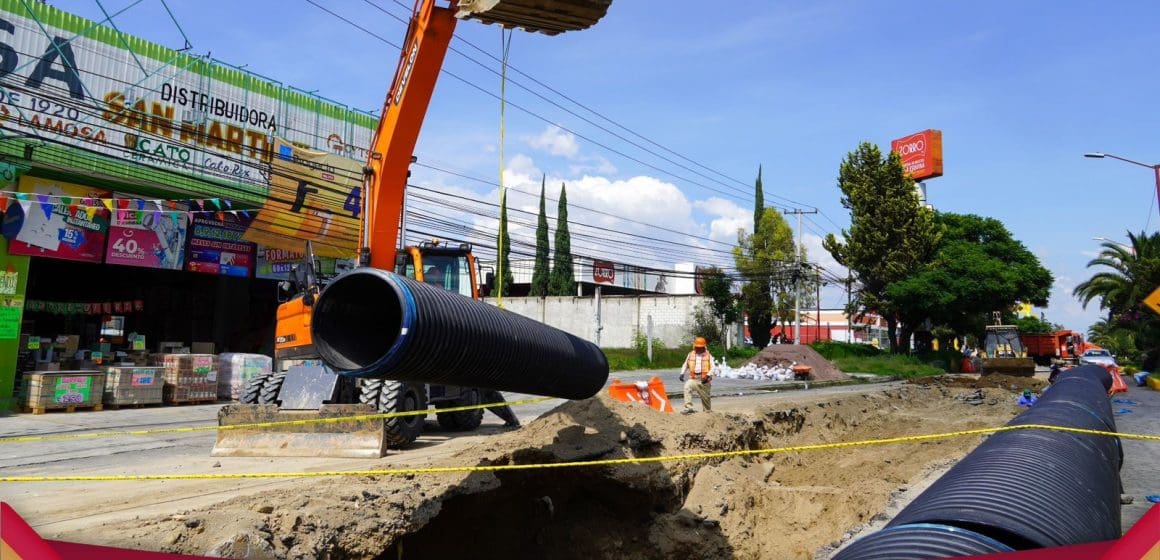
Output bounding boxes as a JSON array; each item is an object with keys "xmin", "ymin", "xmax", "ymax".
[
  {"xmin": 435, "ymin": 388, "xmax": 485, "ymax": 432},
  {"xmin": 258, "ymin": 373, "xmax": 287, "ymax": 405},
  {"xmin": 238, "ymin": 373, "xmax": 269, "ymax": 404},
  {"xmin": 456, "ymin": 0, "xmax": 613, "ymax": 36},
  {"xmin": 360, "ymin": 379, "xmax": 427, "ymax": 448}
]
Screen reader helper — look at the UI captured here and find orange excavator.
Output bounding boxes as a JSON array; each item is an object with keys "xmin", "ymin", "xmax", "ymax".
[{"xmin": 212, "ymin": 0, "xmax": 613, "ymax": 458}]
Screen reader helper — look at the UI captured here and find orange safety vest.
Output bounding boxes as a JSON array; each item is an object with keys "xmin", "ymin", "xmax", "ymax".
[{"xmin": 686, "ymin": 351, "xmax": 712, "ymax": 379}]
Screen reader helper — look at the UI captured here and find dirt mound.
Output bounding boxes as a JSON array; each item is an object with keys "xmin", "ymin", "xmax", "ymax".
[
  {"xmin": 76, "ymin": 388, "xmax": 1021, "ymax": 560},
  {"xmin": 909, "ymin": 374, "xmax": 1047, "ymax": 392},
  {"xmin": 745, "ymin": 344, "xmax": 849, "ymax": 381}
]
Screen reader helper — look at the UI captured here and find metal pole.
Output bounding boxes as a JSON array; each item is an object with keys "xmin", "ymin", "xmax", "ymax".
[
  {"xmin": 816, "ymin": 274, "xmax": 821, "ymax": 342},
  {"xmin": 846, "ymin": 272, "xmax": 853, "ymax": 343},
  {"xmin": 794, "ymin": 211, "xmax": 802, "ymax": 345},
  {"xmin": 646, "ymin": 314, "xmax": 653, "ymax": 363},
  {"xmin": 594, "ymin": 285, "xmax": 602, "ymax": 346}
]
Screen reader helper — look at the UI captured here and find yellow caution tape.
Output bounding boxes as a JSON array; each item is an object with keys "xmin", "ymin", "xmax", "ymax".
[
  {"xmin": 0, "ymin": 396, "xmax": 557, "ymax": 444},
  {"xmin": 1, "ymin": 423, "xmax": 1155, "ymax": 483}
]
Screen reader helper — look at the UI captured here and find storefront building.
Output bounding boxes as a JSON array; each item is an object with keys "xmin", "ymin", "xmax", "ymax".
[{"xmin": 0, "ymin": 1, "xmax": 373, "ymax": 410}]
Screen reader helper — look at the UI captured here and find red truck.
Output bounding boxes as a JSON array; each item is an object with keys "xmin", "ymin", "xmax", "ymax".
[{"xmin": 1021, "ymin": 330, "xmax": 1096, "ymax": 365}]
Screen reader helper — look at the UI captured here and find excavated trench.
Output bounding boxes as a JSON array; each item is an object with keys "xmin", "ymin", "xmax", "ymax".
[{"xmin": 84, "ymin": 384, "xmax": 1030, "ymax": 560}]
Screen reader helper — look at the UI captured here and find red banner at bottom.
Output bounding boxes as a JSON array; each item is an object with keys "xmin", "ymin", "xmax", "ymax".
[{"xmin": 3, "ymin": 501, "xmax": 1158, "ymax": 558}]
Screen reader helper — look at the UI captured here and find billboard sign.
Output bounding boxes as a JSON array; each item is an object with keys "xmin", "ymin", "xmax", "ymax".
[
  {"xmin": 186, "ymin": 216, "xmax": 254, "ymax": 277},
  {"xmin": 8, "ymin": 176, "xmax": 109, "ymax": 263},
  {"xmin": 890, "ymin": 129, "xmax": 943, "ymax": 181},
  {"xmin": 105, "ymin": 205, "xmax": 188, "ymax": 270},
  {"xmin": 592, "ymin": 260, "xmax": 615, "ymax": 284},
  {"xmin": 242, "ymin": 139, "xmax": 363, "ymax": 258},
  {"xmin": 0, "ymin": 1, "xmax": 375, "ymax": 199}
]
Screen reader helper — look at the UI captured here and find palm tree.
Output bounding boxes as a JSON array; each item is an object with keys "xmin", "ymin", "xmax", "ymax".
[
  {"xmin": 1073, "ymin": 231, "xmax": 1160, "ymax": 318},
  {"xmin": 1088, "ymin": 318, "xmax": 1137, "ymax": 361}
]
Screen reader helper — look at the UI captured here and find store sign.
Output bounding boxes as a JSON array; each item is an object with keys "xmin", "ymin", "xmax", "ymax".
[
  {"xmin": 8, "ymin": 177, "xmax": 109, "ymax": 263},
  {"xmin": 592, "ymin": 260, "xmax": 616, "ymax": 284},
  {"xmin": 0, "ymin": 297, "xmax": 21, "ymax": 340},
  {"xmin": 186, "ymin": 216, "xmax": 254, "ymax": 277},
  {"xmin": 254, "ymin": 245, "xmax": 352, "ymax": 280},
  {"xmin": 243, "ymin": 139, "xmax": 363, "ymax": 258},
  {"xmin": 0, "ymin": 270, "xmax": 17, "ymax": 295},
  {"xmin": 54, "ymin": 375, "xmax": 91, "ymax": 404},
  {"xmin": 105, "ymin": 207, "xmax": 188, "ymax": 270},
  {"xmin": 890, "ymin": 129, "xmax": 944, "ymax": 181},
  {"xmin": 0, "ymin": 2, "xmax": 374, "ymax": 197}
]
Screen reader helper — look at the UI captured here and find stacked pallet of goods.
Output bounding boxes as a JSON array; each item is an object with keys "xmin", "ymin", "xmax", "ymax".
[
  {"xmin": 217, "ymin": 353, "xmax": 273, "ymax": 400},
  {"xmin": 155, "ymin": 354, "xmax": 218, "ymax": 404}
]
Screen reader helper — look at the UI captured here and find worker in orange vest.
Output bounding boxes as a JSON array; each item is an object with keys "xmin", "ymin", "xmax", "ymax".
[{"xmin": 680, "ymin": 336, "xmax": 714, "ymax": 414}]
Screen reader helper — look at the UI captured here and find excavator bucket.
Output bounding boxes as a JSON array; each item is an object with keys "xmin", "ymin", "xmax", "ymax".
[
  {"xmin": 980, "ymin": 358, "xmax": 1036, "ymax": 377},
  {"xmin": 456, "ymin": 0, "xmax": 613, "ymax": 35},
  {"xmin": 211, "ymin": 404, "xmax": 388, "ymax": 459}
]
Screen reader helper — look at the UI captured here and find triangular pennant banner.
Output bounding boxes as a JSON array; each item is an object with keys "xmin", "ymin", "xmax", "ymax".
[
  {"xmin": 0, "ymin": 197, "xmax": 8, "ymax": 213},
  {"xmin": 102, "ymin": 198, "xmax": 113, "ymax": 211},
  {"xmin": 135, "ymin": 199, "xmax": 144, "ymax": 210},
  {"xmin": 223, "ymin": 198, "xmax": 232, "ymax": 209},
  {"xmin": 216, "ymin": 211, "xmax": 225, "ymax": 222},
  {"xmin": 85, "ymin": 206, "xmax": 97, "ymax": 221}
]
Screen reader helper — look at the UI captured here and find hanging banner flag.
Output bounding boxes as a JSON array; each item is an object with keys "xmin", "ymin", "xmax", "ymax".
[
  {"xmin": 242, "ymin": 138, "xmax": 362, "ymax": 258},
  {"xmin": 8, "ymin": 177, "xmax": 110, "ymax": 263},
  {"xmin": 105, "ymin": 201, "xmax": 188, "ymax": 270},
  {"xmin": 186, "ymin": 215, "xmax": 255, "ymax": 277}
]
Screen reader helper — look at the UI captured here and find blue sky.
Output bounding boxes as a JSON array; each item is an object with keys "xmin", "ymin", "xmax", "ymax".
[{"xmin": 55, "ymin": 0, "xmax": 1160, "ymax": 332}]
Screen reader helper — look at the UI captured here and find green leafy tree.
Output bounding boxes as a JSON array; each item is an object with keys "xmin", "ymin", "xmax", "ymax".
[
  {"xmin": 734, "ymin": 208, "xmax": 796, "ymax": 347},
  {"xmin": 699, "ymin": 266, "xmax": 738, "ymax": 339},
  {"xmin": 496, "ymin": 191, "xmax": 515, "ymax": 296},
  {"xmin": 530, "ymin": 176, "xmax": 551, "ymax": 297},
  {"xmin": 886, "ymin": 212, "xmax": 1052, "ymax": 341},
  {"xmin": 1014, "ymin": 315, "xmax": 1056, "ymax": 334},
  {"xmin": 549, "ymin": 183, "xmax": 576, "ymax": 296},
  {"xmin": 1088, "ymin": 318, "xmax": 1139, "ymax": 363},
  {"xmin": 1074, "ymin": 231, "xmax": 1160, "ymax": 368},
  {"xmin": 824, "ymin": 142, "xmax": 941, "ymax": 353}
]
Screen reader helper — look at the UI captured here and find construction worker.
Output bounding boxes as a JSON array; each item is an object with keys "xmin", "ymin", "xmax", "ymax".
[
  {"xmin": 424, "ymin": 265, "xmax": 444, "ymax": 288},
  {"xmin": 680, "ymin": 336, "xmax": 713, "ymax": 413},
  {"xmin": 481, "ymin": 389, "xmax": 520, "ymax": 428}
]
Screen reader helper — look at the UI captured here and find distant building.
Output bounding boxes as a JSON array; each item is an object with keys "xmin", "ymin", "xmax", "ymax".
[{"xmin": 479, "ymin": 257, "xmax": 701, "ymax": 297}]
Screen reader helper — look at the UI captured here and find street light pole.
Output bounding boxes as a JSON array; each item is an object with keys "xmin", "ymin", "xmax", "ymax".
[{"xmin": 1084, "ymin": 152, "xmax": 1160, "ymax": 211}]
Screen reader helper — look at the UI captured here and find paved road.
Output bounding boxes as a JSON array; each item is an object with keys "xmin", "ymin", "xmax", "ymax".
[{"xmin": 1113, "ymin": 380, "xmax": 1160, "ymax": 530}]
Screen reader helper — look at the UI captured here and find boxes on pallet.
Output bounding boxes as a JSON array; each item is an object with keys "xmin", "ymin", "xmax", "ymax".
[
  {"xmin": 218, "ymin": 353, "xmax": 273, "ymax": 400},
  {"xmin": 155, "ymin": 353, "xmax": 218, "ymax": 403},
  {"xmin": 21, "ymin": 371, "xmax": 106, "ymax": 411},
  {"xmin": 103, "ymin": 366, "xmax": 164, "ymax": 406}
]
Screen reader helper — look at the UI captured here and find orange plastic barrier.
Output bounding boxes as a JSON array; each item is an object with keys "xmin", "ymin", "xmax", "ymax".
[
  {"xmin": 608, "ymin": 376, "xmax": 673, "ymax": 413},
  {"xmin": 1109, "ymin": 369, "xmax": 1129, "ymax": 395}
]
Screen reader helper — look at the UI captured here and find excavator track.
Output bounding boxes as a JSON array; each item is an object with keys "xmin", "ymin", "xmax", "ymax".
[{"xmin": 456, "ymin": 0, "xmax": 613, "ymax": 35}]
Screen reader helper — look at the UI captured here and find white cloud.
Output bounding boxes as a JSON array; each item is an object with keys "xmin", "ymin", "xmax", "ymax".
[
  {"xmin": 696, "ymin": 197, "xmax": 751, "ymax": 243},
  {"xmin": 525, "ymin": 125, "xmax": 579, "ymax": 158}
]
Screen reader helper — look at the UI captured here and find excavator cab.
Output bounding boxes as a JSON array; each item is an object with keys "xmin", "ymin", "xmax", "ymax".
[{"xmin": 980, "ymin": 325, "xmax": 1036, "ymax": 377}]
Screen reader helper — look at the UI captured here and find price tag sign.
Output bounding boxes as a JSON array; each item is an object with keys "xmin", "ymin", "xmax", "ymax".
[
  {"xmin": 91, "ymin": 351, "xmax": 103, "ymax": 360},
  {"xmin": 132, "ymin": 336, "xmax": 146, "ymax": 351},
  {"xmin": 27, "ymin": 337, "xmax": 41, "ymax": 350}
]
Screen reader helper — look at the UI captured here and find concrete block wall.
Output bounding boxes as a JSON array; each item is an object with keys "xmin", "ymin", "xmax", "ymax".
[{"xmin": 485, "ymin": 295, "xmax": 710, "ymax": 348}]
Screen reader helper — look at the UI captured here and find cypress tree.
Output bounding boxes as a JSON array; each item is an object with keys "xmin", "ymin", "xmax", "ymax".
[
  {"xmin": 497, "ymin": 191, "xmax": 515, "ymax": 296},
  {"xmin": 753, "ymin": 165, "xmax": 764, "ymax": 235},
  {"xmin": 549, "ymin": 183, "xmax": 576, "ymax": 296},
  {"xmin": 530, "ymin": 175, "xmax": 551, "ymax": 297}
]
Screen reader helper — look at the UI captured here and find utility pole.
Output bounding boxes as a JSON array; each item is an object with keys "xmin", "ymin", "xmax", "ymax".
[
  {"xmin": 846, "ymin": 271, "xmax": 853, "ymax": 343},
  {"xmin": 783, "ymin": 208, "xmax": 817, "ymax": 345}
]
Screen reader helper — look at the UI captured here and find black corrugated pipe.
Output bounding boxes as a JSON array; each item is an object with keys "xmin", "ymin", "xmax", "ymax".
[
  {"xmin": 310, "ymin": 268, "xmax": 609, "ymax": 400},
  {"xmin": 830, "ymin": 523, "xmax": 1014, "ymax": 559},
  {"xmin": 834, "ymin": 365, "xmax": 1120, "ymax": 559}
]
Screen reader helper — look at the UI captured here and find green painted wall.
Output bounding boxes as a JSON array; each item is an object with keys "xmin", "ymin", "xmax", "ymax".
[{"xmin": 0, "ymin": 237, "xmax": 30, "ymax": 412}]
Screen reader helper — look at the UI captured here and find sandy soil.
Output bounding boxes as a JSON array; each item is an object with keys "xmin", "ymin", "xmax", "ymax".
[{"xmin": 52, "ymin": 382, "xmax": 1024, "ymax": 559}]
